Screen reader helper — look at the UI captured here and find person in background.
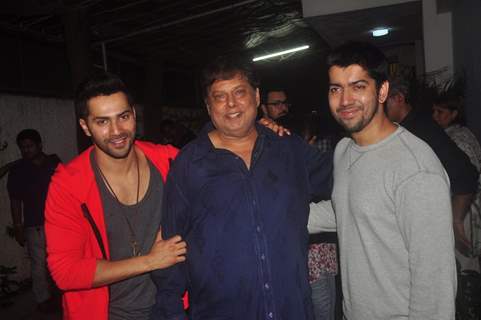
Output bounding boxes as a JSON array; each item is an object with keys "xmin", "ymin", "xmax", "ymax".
[
  {"xmin": 1, "ymin": 161, "xmax": 17, "ymax": 179},
  {"xmin": 158, "ymin": 119, "xmax": 196, "ymax": 149},
  {"xmin": 432, "ymin": 95, "xmax": 481, "ymax": 269},
  {"xmin": 261, "ymin": 88, "xmax": 290, "ymax": 121},
  {"xmin": 7, "ymin": 129, "xmax": 61, "ymax": 313},
  {"xmin": 386, "ymin": 76, "xmax": 478, "ymax": 256}
]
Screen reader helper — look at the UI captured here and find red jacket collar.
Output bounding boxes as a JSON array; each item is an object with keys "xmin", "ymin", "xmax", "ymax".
[{"xmin": 52, "ymin": 140, "xmax": 178, "ymax": 202}]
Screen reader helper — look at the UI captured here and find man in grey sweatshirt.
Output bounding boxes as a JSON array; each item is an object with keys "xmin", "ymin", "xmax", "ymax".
[{"xmin": 308, "ymin": 42, "xmax": 456, "ymax": 320}]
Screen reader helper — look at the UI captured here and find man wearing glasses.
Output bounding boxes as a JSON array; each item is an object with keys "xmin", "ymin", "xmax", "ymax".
[{"xmin": 261, "ymin": 88, "xmax": 291, "ymax": 121}]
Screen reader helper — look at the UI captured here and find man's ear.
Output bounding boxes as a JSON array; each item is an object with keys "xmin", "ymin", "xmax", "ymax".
[
  {"xmin": 396, "ymin": 92, "xmax": 406, "ymax": 103},
  {"xmin": 255, "ymin": 88, "xmax": 260, "ymax": 108},
  {"xmin": 132, "ymin": 105, "xmax": 137, "ymax": 120},
  {"xmin": 79, "ymin": 118, "xmax": 92, "ymax": 137},
  {"xmin": 378, "ymin": 81, "xmax": 390, "ymax": 104},
  {"xmin": 450, "ymin": 110, "xmax": 459, "ymax": 122},
  {"xmin": 205, "ymin": 100, "xmax": 211, "ymax": 115},
  {"xmin": 260, "ymin": 104, "xmax": 268, "ymax": 117}
]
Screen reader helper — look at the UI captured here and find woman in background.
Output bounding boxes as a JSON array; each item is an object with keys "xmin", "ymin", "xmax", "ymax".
[{"xmin": 432, "ymin": 96, "xmax": 481, "ymax": 270}]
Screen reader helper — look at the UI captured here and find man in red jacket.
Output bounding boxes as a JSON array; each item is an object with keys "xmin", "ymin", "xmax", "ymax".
[{"xmin": 45, "ymin": 72, "xmax": 187, "ymax": 320}]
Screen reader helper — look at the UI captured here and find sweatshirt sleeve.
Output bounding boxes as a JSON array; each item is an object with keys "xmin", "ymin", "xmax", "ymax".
[
  {"xmin": 395, "ymin": 171, "xmax": 456, "ymax": 320},
  {"xmin": 44, "ymin": 174, "xmax": 98, "ymax": 290},
  {"xmin": 308, "ymin": 200, "xmax": 336, "ymax": 233}
]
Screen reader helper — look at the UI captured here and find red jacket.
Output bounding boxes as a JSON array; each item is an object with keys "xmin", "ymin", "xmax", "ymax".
[{"xmin": 45, "ymin": 141, "xmax": 178, "ymax": 320}]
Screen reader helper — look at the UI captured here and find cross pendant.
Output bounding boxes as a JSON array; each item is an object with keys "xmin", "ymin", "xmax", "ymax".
[{"xmin": 131, "ymin": 240, "xmax": 141, "ymax": 257}]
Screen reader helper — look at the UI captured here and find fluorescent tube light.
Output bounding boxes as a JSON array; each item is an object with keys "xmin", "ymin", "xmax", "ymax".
[
  {"xmin": 253, "ymin": 45, "xmax": 310, "ymax": 62},
  {"xmin": 372, "ymin": 28, "xmax": 389, "ymax": 37}
]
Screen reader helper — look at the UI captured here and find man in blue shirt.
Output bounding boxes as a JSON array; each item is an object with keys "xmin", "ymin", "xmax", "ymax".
[{"xmin": 151, "ymin": 57, "xmax": 333, "ymax": 320}]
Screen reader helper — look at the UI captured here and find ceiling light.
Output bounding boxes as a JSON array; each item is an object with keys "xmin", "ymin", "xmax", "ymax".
[
  {"xmin": 252, "ymin": 45, "xmax": 310, "ymax": 62},
  {"xmin": 372, "ymin": 28, "xmax": 389, "ymax": 37}
]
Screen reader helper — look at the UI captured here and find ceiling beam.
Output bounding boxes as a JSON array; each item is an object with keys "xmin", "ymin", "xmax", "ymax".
[
  {"xmin": 0, "ymin": 21, "xmax": 63, "ymax": 43},
  {"xmin": 93, "ymin": 0, "xmax": 259, "ymax": 46}
]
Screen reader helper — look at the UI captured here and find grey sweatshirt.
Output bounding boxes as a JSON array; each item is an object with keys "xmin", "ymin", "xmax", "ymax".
[{"xmin": 308, "ymin": 126, "xmax": 456, "ymax": 320}]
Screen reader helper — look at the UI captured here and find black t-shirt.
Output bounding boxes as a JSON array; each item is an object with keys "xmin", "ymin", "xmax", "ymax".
[
  {"xmin": 91, "ymin": 152, "xmax": 164, "ymax": 320},
  {"xmin": 401, "ymin": 110, "xmax": 478, "ymax": 195},
  {"xmin": 7, "ymin": 154, "xmax": 61, "ymax": 227}
]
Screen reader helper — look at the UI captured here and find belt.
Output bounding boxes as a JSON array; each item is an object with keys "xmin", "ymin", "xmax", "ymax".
[{"xmin": 309, "ymin": 232, "xmax": 337, "ymax": 244}]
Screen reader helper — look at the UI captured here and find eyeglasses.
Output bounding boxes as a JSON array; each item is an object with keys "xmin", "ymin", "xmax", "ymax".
[{"xmin": 266, "ymin": 100, "xmax": 291, "ymax": 107}]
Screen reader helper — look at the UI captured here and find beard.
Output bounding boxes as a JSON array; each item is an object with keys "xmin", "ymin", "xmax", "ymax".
[
  {"xmin": 335, "ymin": 102, "xmax": 380, "ymax": 134},
  {"xmin": 93, "ymin": 132, "xmax": 135, "ymax": 159}
]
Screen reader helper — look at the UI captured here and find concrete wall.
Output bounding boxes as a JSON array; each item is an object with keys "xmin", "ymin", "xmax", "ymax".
[
  {"xmin": 422, "ymin": 0, "xmax": 454, "ymax": 81},
  {"xmin": 0, "ymin": 94, "xmax": 77, "ymax": 280},
  {"xmin": 452, "ymin": 0, "xmax": 481, "ymax": 142},
  {"xmin": 302, "ymin": 0, "xmax": 418, "ymax": 17}
]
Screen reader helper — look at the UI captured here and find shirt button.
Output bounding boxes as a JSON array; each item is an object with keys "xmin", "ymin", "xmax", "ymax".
[
  {"xmin": 256, "ymin": 226, "xmax": 261, "ymax": 232},
  {"xmin": 268, "ymin": 312, "xmax": 273, "ymax": 318},
  {"xmin": 253, "ymin": 200, "xmax": 256, "ymax": 205},
  {"xmin": 260, "ymin": 254, "xmax": 265, "ymax": 260},
  {"xmin": 264, "ymin": 283, "xmax": 270, "ymax": 290}
]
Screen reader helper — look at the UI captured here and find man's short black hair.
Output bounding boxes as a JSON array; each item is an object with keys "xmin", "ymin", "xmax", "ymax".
[
  {"xmin": 261, "ymin": 87, "xmax": 287, "ymax": 105},
  {"xmin": 327, "ymin": 41, "xmax": 389, "ymax": 89},
  {"xmin": 16, "ymin": 129, "xmax": 42, "ymax": 145},
  {"xmin": 201, "ymin": 55, "xmax": 260, "ymax": 100},
  {"xmin": 75, "ymin": 71, "xmax": 133, "ymax": 119}
]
